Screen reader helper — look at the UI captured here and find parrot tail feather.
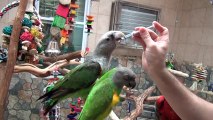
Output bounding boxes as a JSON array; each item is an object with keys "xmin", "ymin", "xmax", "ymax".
[
  {"xmin": 41, "ymin": 97, "xmax": 51, "ymax": 103},
  {"xmin": 43, "ymin": 99, "xmax": 59, "ymax": 116},
  {"xmin": 37, "ymin": 89, "xmax": 58, "ymax": 101}
]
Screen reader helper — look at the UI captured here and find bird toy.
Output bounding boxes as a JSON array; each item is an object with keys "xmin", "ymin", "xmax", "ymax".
[
  {"xmin": 190, "ymin": 63, "xmax": 208, "ymax": 91},
  {"xmin": 0, "ymin": 1, "xmax": 20, "ymax": 18},
  {"xmin": 86, "ymin": 15, "xmax": 94, "ymax": 33},
  {"xmin": 0, "ymin": 1, "xmax": 44, "ymax": 64}
]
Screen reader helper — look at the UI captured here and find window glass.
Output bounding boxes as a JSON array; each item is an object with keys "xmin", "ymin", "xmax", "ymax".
[
  {"xmin": 69, "ymin": 24, "xmax": 84, "ymax": 52},
  {"xmin": 39, "ymin": 0, "xmax": 86, "ymax": 52},
  {"xmin": 39, "ymin": 0, "xmax": 58, "ymax": 17}
]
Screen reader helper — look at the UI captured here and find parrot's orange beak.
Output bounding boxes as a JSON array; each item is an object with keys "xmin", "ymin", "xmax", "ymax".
[{"xmin": 128, "ymin": 81, "xmax": 136, "ymax": 89}]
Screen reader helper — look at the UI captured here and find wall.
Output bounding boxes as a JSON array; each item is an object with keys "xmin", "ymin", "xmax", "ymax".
[
  {"xmin": 171, "ymin": 0, "xmax": 213, "ymax": 66},
  {"xmin": 4, "ymin": 73, "xmax": 72, "ymax": 120}
]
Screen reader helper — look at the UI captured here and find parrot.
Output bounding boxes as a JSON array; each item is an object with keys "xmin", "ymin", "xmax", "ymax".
[
  {"xmin": 78, "ymin": 67, "xmax": 136, "ymax": 120},
  {"xmin": 38, "ymin": 31, "xmax": 125, "ymax": 115},
  {"xmin": 156, "ymin": 96, "xmax": 181, "ymax": 120}
]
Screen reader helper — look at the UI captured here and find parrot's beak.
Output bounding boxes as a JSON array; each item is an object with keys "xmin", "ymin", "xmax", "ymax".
[
  {"xmin": 114, "ymin": 31, "xmax": 125, "ymax": 42},
  {"xmin": 126, "ymin": 76, "xmax": 136, "ymax": 89},
  {"xmin": 129, "ymin": 81, "xmax": 136, "ymax": 89}
]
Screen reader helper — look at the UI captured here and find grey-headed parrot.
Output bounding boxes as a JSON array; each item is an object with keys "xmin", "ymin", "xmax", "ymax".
[
  {"xmin": 78, "ymin": 67, "xmax": 136, "ymax": 120},
  {"xmin": 38, "ymin": 31, "xmax": 125, "ymax": 115}
]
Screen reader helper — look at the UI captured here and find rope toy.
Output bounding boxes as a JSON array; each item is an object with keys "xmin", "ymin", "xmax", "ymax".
[
  {"xmin": 0, "ymin": 1, "xmax": 20, "ymax": 18},
  {"xmin": 3, "ymin": 26, "xmax": 13, "ymax": 36}
]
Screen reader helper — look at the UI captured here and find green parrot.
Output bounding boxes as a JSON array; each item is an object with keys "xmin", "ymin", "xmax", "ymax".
[
  {"xmin": 166, "ymin": 60, "xmax": 174, "ymax": 69},
  {"xmin": 78, "ymin": 67, "xmax": 136, "ymax": 120},
  {"xmin": 38, "ymin": 31, "xmax": 125, "ymax": 115}
]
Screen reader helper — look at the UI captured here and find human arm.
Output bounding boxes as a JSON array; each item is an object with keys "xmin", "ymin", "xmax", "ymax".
[{"xmin": 133, "ymin": 21, "xmax": 213, "ymax": 120}]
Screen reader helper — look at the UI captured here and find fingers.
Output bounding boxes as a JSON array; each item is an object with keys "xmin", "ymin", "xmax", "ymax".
[
  {"xmin": 133, "ymin": 36, "xmax": 146, "ymax": 48},
  {"xmin": 132, "ymin": 21, "xmax": 169, "ymax": 47},
  {"xmin": 153, "ymin": 21, "xmax": 169, "ymax": 43},
  {"xmin": 153, "ymin": 21, "xmax": 168, "ymax": 35},
  {"xmin": 133, "ymin": 27, "xmax": 146, "ymax": 48},
  {"xmin": 138, "ymin": 27, "xmax": 154, "ymax": 47},
  {"xmin": 147, "ymin": 29, "xmax": 158, "ymax": 41},
  {"xmin": 134, "ymin": 27, "xmax": 158, "ymax": 41}
]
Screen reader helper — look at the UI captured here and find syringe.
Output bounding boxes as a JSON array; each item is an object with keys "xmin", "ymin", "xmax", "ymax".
[{"xmin": 121, "ymin": 25, "xmax": 154, "ymax": 40}]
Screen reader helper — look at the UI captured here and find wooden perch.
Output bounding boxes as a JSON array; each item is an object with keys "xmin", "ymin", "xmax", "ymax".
[
  {"xmin": 145, "ymin": 96, "xmax": 160, "ymax": 102},
  {"xmin": 14, "ymin": 59, "xmax": 81, "ymax": 77},
  {"xmin": 43, "ymin": 62, "xmax": 72, "ymax": 75},
  {"xmin": 168, "ymin": 68, "xmax": 189, "ymax": 78},
  {"xmin": 40, "ymin": 50, "xmax": 82, "ymax": 63},
  {"xmin": 13, "ymin": 49, "xmax": 85, "ymax": 76},
  {"xmin": 110, "ymin": 86, "xmax": 157, "ymax": 120},
  {"xmin": 58, "ymin": 68, "xmax": 71, "ymax": 75},
  {"xmin": 123, "ymin": 86, "xmax": 156, "ymax": 120}
]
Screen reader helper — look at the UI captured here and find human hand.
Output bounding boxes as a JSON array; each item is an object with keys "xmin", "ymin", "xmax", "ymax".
[{"xmin": 132, "ymin": 21, "xmax": 169, "ymax": 74}]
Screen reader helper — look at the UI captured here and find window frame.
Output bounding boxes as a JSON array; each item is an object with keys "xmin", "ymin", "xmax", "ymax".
[
  {"xmin": 110, "ymin": 1, "xmax": 160, "ymax": 30},
  {"xmin": 110, "ymin": 1, "xmax": 161, "ymax": 49},
  {"xmin": 34, "ymin": 0, "xmax": 91, "ymax": 62}
]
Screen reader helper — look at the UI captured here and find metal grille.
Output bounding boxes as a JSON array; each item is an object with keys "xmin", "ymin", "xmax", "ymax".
[
  {"xmin": 119, "ymin": 6, "xmax": 158, "ymax": 33},
  {"xmin": 111, "ymin": 1, "xmax": 159, "ymax": 48}
]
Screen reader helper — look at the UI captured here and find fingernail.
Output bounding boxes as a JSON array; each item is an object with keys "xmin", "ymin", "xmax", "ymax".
[
  {"xmin": 152, "ymin": 21, "xmax": 156, "ymax": 27},
  {"xmin": 139, "ymin": 28, "xmax": 146, "ymax": 33}
]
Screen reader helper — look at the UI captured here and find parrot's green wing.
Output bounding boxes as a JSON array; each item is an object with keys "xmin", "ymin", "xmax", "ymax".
[
  {"xmin": 38, "ymin": 61, "xmax": 102, "ymax": 115},
  {"xmin": 54, "ymin": 61, "xmax": 101, "ymax": 89},
  {"xmin": 79, "ymin": 78, "xmax": 114, "ymax": 120},
  {"xmin": 39, "ymin": 61, "xmax": 102, "ymax": 100}
]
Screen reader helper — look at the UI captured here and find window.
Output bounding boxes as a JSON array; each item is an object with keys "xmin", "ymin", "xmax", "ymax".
[
  {"xmin": 38, "ymin": 0, "xmax": 85, "ymax": 22},
  {"xmin": 110, "ymin": 1, "xmax": 159, "ymax": 48},
  {"xmin": 35, "ymin": 0, "xmax": 90, "ymax": 53},
  {"xmin": 39, "ymin": 0, "xmax": 58, "ymax": 18}
]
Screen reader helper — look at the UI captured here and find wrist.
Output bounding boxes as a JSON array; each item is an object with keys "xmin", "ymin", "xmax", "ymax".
[{"xmin": 147, "ymin": 67, "xmax": 168, "ymax": 79}]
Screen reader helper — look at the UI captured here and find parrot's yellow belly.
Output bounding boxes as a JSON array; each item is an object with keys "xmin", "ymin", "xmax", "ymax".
[
  {"xmin": 112, "ymin": 92, "xmax": 120, "ymax": 106},
  {"xmin": 96, "ymin": 92, "xmax": 120, "ymax": 120}
]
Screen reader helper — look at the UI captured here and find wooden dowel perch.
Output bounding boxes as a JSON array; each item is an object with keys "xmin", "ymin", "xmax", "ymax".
[
  {"xmin": 168, "ymin": 68, "xmax": 189, "ymax": 78},
  {"xmin": 145, "ymin": 96, "xmax": 160, "ymax": 102},
  {"xmin": 40, "ymin": 50, "xmax": 82, "ymax": 63}
]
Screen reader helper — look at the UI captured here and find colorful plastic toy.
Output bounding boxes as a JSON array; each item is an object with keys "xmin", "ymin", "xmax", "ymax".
[{"xmin": 86, "ymin": 15, "xmax": 94, "ymax": 33}]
